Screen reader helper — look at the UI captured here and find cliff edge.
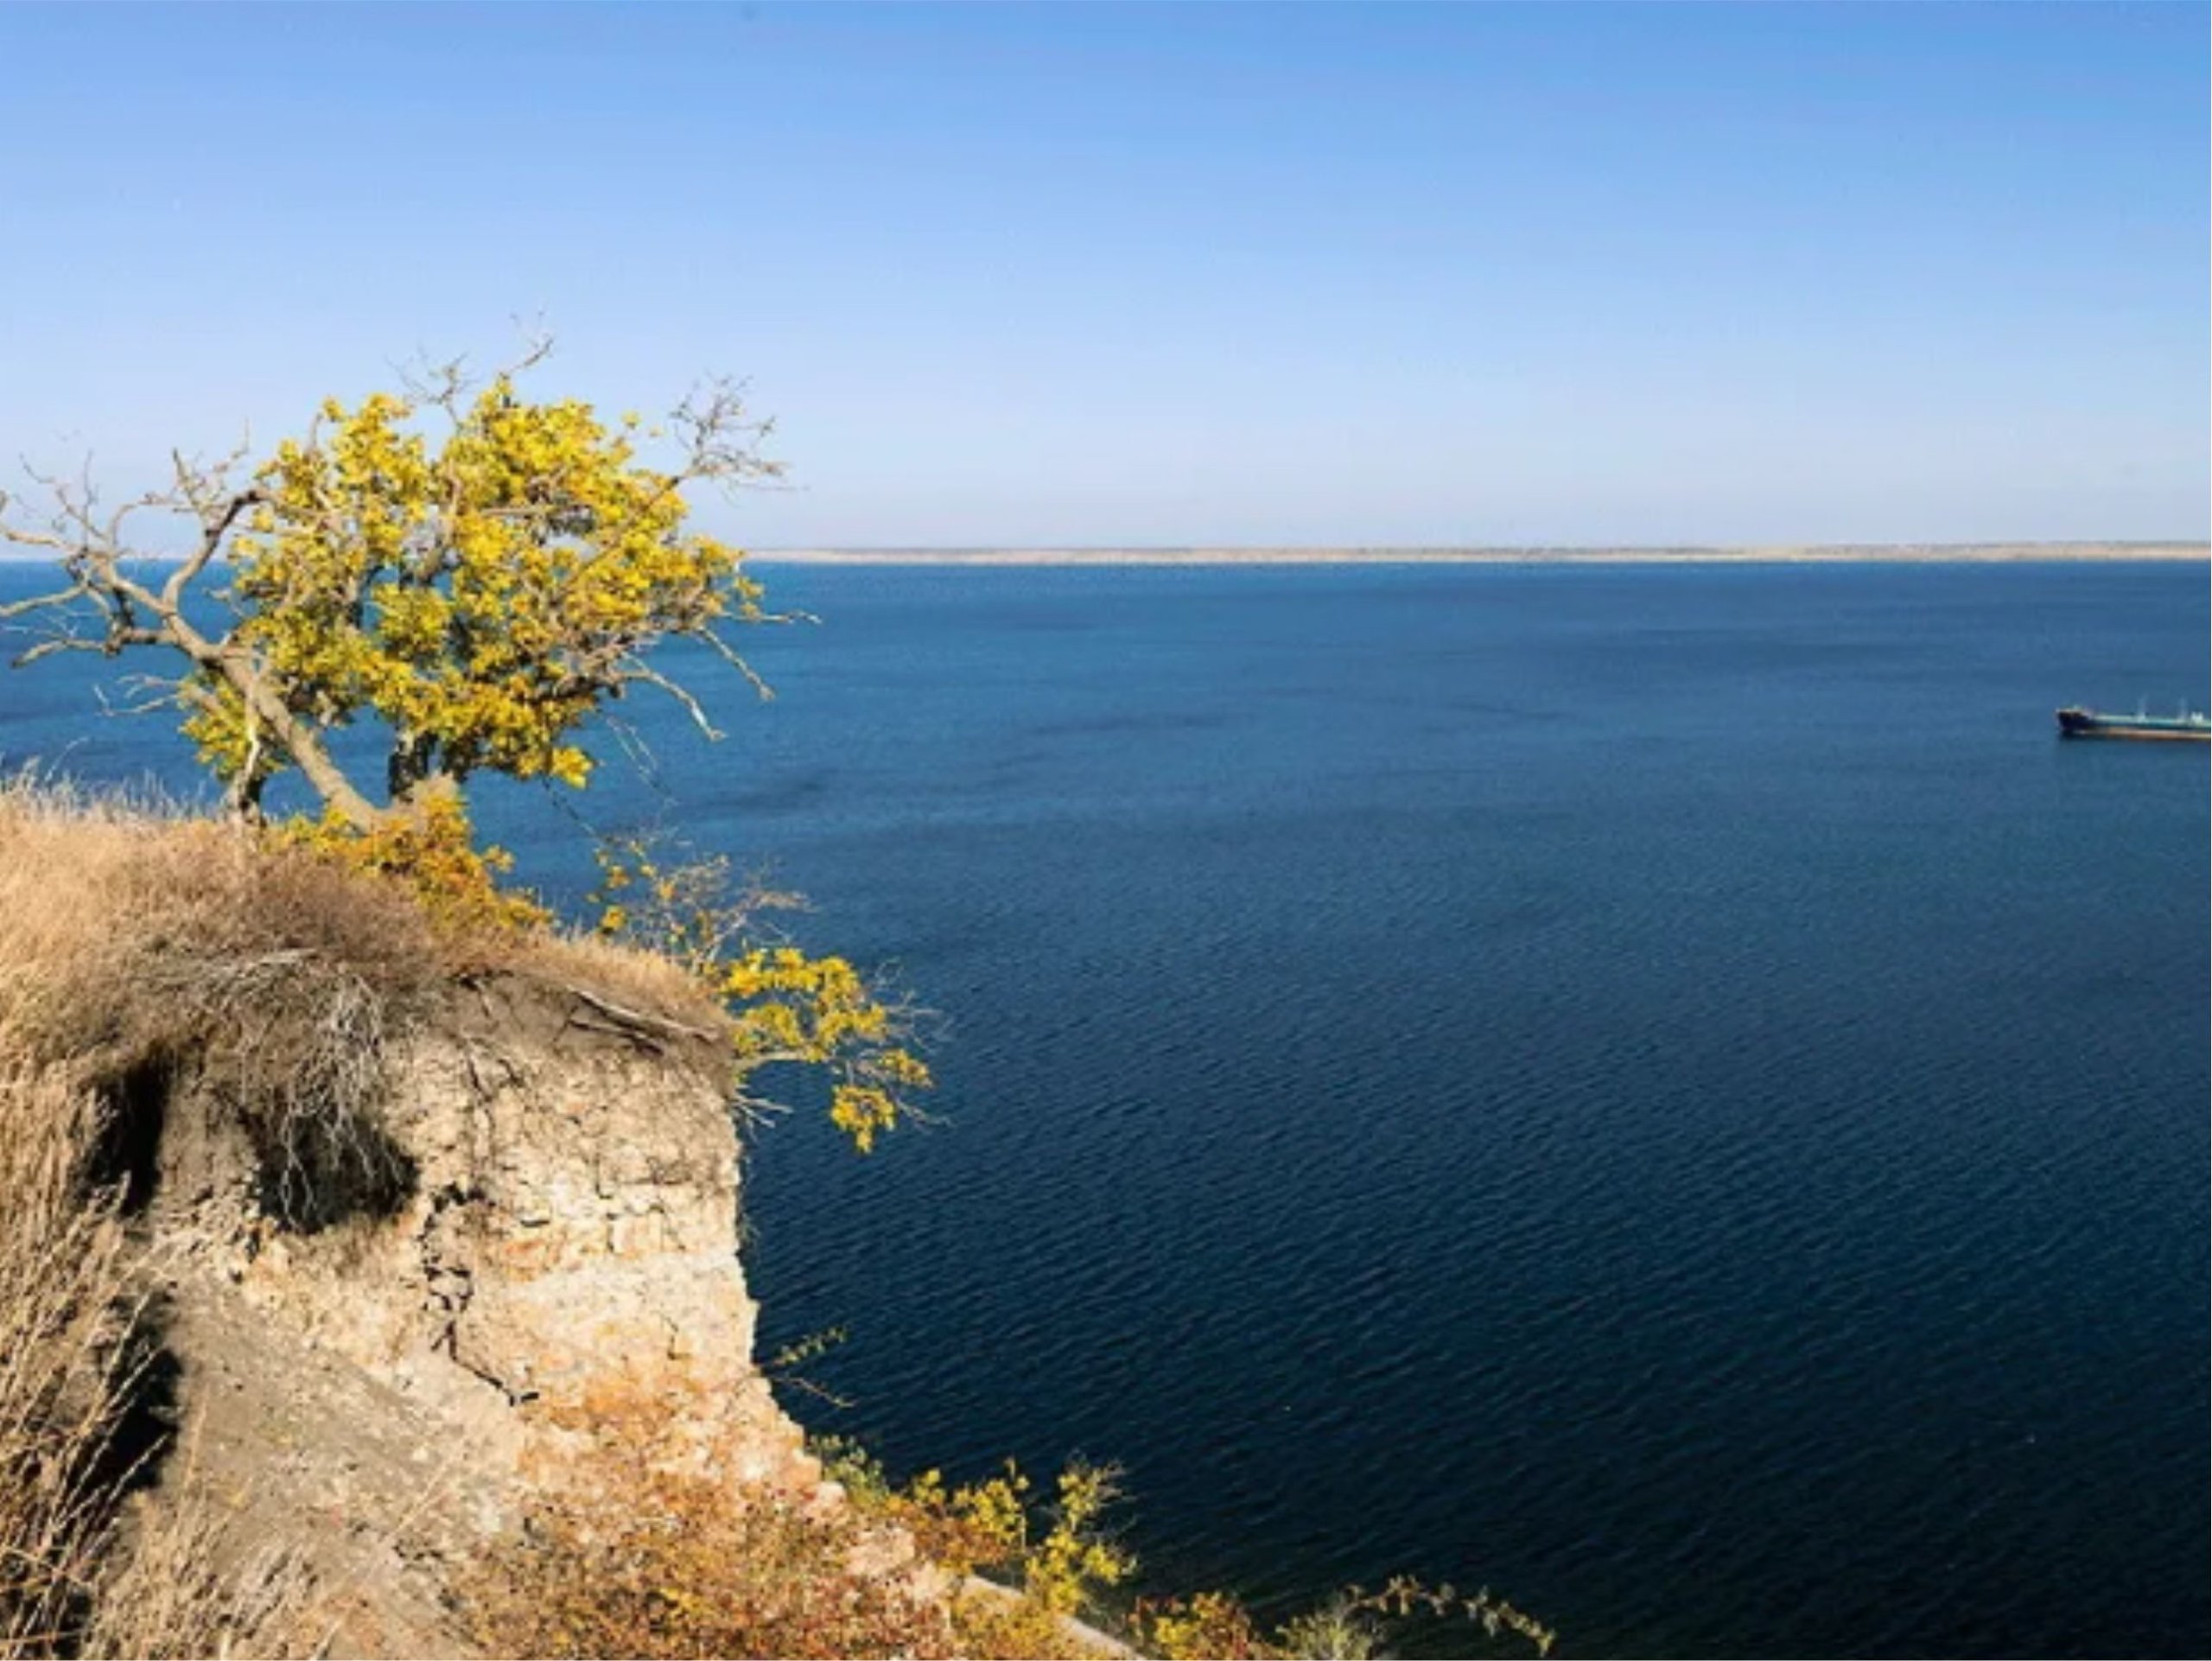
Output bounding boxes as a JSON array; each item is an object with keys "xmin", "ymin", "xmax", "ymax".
[
  {"xmin": 0, "ymin": 789, "xmax": 853, "ymax": 1657},
  {"xmin": 149, "ymin": 972, "xmax": 831, "ymax": 1655}
]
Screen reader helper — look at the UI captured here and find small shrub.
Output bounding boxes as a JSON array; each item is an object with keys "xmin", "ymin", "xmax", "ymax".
[
  {"xmin": 1135, "ymin": 1590, "xmax": 1274, "ymax": 1661},
  {"xmin": 459, "ymin": 1468, "xmax": 963, "ymax": 1661},
  {"xmin": 854, "ymin": 1456, "xmax": 1135, "ymax": 1620},
  {"xmin": 592, "ymin": 833, "xmax": 935, "ymax": 1149},
  {"xmin": 1274, "ymin": 1595, "xmax": 1382, "ymax": 1660},
  {"xmin": 272, "ymin": 793, "xmax": 550, "ymax": 934}
]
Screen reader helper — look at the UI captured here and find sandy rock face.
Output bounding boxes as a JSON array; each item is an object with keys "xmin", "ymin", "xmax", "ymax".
[{"xmin": 183, "ymin": 973, "xmax": 817, "ymax": 1511}]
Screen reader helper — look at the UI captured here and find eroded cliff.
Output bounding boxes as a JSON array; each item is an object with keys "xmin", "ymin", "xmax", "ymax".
[
  {"xmin": 0, "ymin": 792, "xmax": 840, "ymax": 1655},
  {"xmin": 0, "ymin": 788, "xmax": 1145, "ymax": 1661},
  {"xmin": 152, "ymin": 976, "xmax": 842, "ymax": 1652}
]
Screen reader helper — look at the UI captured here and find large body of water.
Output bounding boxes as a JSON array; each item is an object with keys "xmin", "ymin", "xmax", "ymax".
[{"xmin": 3, "ymin": 560, "xmax": 2206, "ymax": 1658}]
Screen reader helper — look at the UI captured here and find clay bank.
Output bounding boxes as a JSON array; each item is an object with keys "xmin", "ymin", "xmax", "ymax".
[{"xmin": 0, "ymin": 786, "xmax": 1126, "ymax": 1659}]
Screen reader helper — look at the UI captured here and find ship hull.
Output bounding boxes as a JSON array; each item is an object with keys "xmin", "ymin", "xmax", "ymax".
[{"xmin": 2056, "ymin": 706, "xmax": 2212, "ymax": 741}]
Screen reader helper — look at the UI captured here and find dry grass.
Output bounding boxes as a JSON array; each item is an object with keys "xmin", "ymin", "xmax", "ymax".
[
  {"xmin": 0, "ymin": 777, "xmax": 442, "ymax": 1227},
  {"xmin": 0, "ymin": 773, "xmax": 726, "ymax": 1045},
  {"xmin": 0, "ymin": 1063, "xmax": 324, "ymax": 1659},
  {"xmin": 460, "ymin": 1466, "xmax": 965, "ymax": 1661},
  {"xmin": 75, "ymin": 1499, "xmax": 317, "ymax": 1661},
  {"xmin": 0, "ymin": 774, "xmax": 728, "ymax": 1229},
  {"xmin": 0, "ymin": 1067, "xmax": 132, "ymax": 1655}
]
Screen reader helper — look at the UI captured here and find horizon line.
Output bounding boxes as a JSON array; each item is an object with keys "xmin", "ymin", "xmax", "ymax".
[
  {"xmin": 749, "ymin": 541, "xmax": 2211, "ymax": 566},
  {"xmin": 3, "ymin": 540, "xmax": 2205, "ymax": 570}
]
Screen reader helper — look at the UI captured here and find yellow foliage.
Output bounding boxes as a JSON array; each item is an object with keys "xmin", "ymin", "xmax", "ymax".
[
  {"xmin": 843, "ymin": 1455, "xmax": 1133, "ymax": 1628},
  {"xmin": 270, "ymin": 796, "xmax": 548, "ymax": 934},
  {"xmin": 1134, "ymin": 1576, "xmax": 1558, "ymax": 1661},
  {"xmin": 187, "ymin": 371, "xmax": 769, "ymax": 801},
  {"xmin": 1136, "ymin": 1591, "xmax": 1272, "ymax": 1661},
  {"xmin": 590, "ymin": 837, "xmax": 933, "ymax": 1150},
  {"xmin": 1027, "ymin": 1464, "xmax": 1138, "ymax": 1617}
]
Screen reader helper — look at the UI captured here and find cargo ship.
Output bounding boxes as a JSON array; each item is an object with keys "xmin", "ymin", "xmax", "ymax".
[{"xmin": 2055, "ymin": 704, "xmax": 2212, "ymax": 741}]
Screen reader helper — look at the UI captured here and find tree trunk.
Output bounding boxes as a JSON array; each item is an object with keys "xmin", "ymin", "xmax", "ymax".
[
  {"xmin": 387, "ymin": 734, "xmax": 439, "ymax": 810},
  {"xmin": 227, "ymin": 768, "xmax": 269, "ymax": 826},
  {"xmin": 183, "ymin": 632, "xmax": 386, "ymax": 832}
]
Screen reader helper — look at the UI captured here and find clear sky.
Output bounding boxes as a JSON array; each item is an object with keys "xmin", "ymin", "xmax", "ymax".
[{"xmin": 1, "ymin": 3, "xmax": 2204, "ymax": 548}]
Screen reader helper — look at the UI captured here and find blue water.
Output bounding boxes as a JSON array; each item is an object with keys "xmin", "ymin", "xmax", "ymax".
[{"xmin": 3, "ymin": 561, "xmax": 2206, "ymax": 1658}]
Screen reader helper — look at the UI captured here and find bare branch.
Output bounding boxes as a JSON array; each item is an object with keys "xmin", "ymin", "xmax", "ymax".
[
  {"xmin": 5, "ymin": 586, "xmax": 168, "ymax": 665},
  {"xmin": 163, "ymin": 482, "xmax": 262, "ymax": 612},
  {"xmin": 0, "ymin": 500, "xmax": 79, "ymax": 557},
  {"xmin": 0, "ymin": 579, "xmax": 92, "ymax": 621},
  {"xmin": 538, "ymin": 980, "xmax": 724, "ymax": 1045},
  {"xmin": 499, "ymin": 318, "xmax": 556, "ymax": 381},
  {"xmin": 696, "ymin": 627, "xmax": 777, "ymax": 701},
  {"xmin": 15, "ymin": 637, "xmax": 105, "ymax": 666},
  {"xmin": 102, "ymin": 485, "xmax": 165, "ymax": 552},
  {"xmin": 397, "ymin": 351, "xmax": 474, "ymax": 420},
  {"xmin": 397, "ymin": 324, "xmax": 553, "ymax": 421},
  {"xmin": 622, "ymin": 661, "xmax": 726, "ymax": 740},
  {"xmin": 596, "ymin": 710, "xmax": 673, "ymax": 799},
  {"xmin": 670, "ymin": 378, "xmax": 785, "ymax": 496},
  {"xmin": 95, "ymin": 672, "xmax": 194, "ymax": 719}
]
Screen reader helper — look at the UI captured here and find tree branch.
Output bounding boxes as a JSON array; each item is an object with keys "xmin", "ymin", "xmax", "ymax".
[
  {"xmin": 162, "ymin": 481, "xmax": 262, "ymax": 611},
  {"xmin": 0, "ymin": 578, "xmax": 92, "ymax": 621},
  {"xmin": 621, "ymin": 661, "xmax": 726, "ymax": 740},
  {"xmin": 696, "ymin": 627, "xmax": 777, "ymax": 701}
]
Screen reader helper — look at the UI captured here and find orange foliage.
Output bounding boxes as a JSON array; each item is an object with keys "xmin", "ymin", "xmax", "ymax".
[{"xmin": 460, "ymin": 1468, "xmax": 960, "ymax": 1661}]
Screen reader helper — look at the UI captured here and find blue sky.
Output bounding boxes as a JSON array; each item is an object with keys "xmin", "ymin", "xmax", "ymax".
[{"xmin": 0, "ymin": 3, "xmax": 2203, "ymax": 546}]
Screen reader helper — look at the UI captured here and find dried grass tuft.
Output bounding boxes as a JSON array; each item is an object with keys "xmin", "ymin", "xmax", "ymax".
[
  {"xmin": 0, "ymin": 1064, "xmax": 324, "ymax": 1659},
  {"xmin": 0, "ymin": 1067, "xmax": 133, "ymax": 1656},
  {"xmin": 0, "ymin": 773, "xmax": 728, "ymax": 1229}
]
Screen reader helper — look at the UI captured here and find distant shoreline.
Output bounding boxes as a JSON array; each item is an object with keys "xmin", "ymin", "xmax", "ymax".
[
  {"xmin": 2, "ymin": 543, "xmax": 2202, "ymax": 571},
  {"xmin": 753, "ymin": 543, "xmax": 2209, "ymax": 567}
]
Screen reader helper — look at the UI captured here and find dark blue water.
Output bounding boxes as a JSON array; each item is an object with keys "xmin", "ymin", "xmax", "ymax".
[{"xmin": 3, "ymin": 561, "xmax": 2206, "ymax": 1658}]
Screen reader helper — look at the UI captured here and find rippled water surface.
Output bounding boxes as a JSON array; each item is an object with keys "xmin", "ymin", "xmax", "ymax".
[{"xmin": 3, "ymin": 561, "xmax": 2206, "ymax": 1658}]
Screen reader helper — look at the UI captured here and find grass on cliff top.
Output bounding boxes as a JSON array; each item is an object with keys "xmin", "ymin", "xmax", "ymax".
[
  {"xmin": 0, "ymin": 776, "xmax": 731, "ymax": 1229},
  {"xmin": 0, "ymin": 774, "xmax": 727, "ymax": 1053}
]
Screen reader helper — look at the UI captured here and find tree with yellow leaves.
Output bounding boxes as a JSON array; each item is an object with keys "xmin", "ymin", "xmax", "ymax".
[
  {"xmin": 2, "ymin": 344, "xmax": 931, "ymax": 1148},
  {"xmin": 0, "ymin": 340, "xmax": 777, "ymax": 830}
]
